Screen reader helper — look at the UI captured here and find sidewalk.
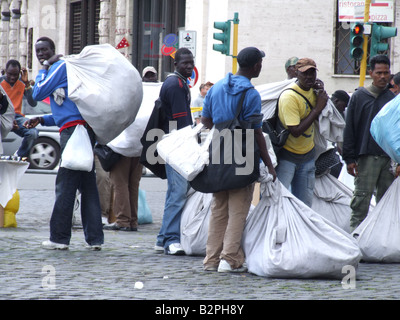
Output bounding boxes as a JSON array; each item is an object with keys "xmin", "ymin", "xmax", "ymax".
[{"xmin": 1, "ymin": 176, "xmax": 399, "ymax": 302}]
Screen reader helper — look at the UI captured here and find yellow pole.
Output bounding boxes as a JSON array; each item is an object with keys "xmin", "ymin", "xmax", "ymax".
[
  {"xmin": 359, "ymin": 0, "xmax": 371, "ymax": 87},
  {"xmin": 232, "ymin": 12, "xmax": 239, "ymax": 74}
]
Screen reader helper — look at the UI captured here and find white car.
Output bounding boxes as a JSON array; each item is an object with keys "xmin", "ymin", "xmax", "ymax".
[{"xmin": 1, "ymin": 97, "xmax": 61, "ymax": 170}]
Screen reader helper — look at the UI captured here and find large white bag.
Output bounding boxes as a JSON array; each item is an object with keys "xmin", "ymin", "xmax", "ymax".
[
  {"xmin": 157, "ymin": 124, "xmax": 213, "ymax": 181},
  {"xmin": 65, "ymin": 44, "xmax": 143, "ymax": 145},
  {"xmin": 61, "ymin": 125, "xmax": 94, "ymax": 172},
  {"xmin": 180, "ymin": 188, "xmax": 213, "ymax": 256},
  {"xmin": 108, "ymin": 82, "xmax": 162, "ymax": 157},
  {"xmin": 370, "ymin": 94, "xmax": 400, "ymax": 164},
  {"xmin": 243, "ymin": 178, "xmax": 361, "ymax": 279},
  {"xmin": 352, "ymin": 178, "xmax": 400, "ymax": 262},
  {"xmin": 312, "ymin": 173, "xmax": 353, "ymax": 233}
]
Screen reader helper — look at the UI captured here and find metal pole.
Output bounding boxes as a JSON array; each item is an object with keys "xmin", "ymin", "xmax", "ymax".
[
  {"xmin": 232, "ymin": 12, "xmax": 239, "ymax": 74},
  {"xmin": 359, "ymin": 0, "xmax": 371, "ymax": 87}
]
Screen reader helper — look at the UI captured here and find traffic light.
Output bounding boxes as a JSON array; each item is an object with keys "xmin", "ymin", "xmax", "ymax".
[
  {"xmin": 370, "ymin": 23, "xmax": 397, "ymax": 58},
  {"xmin": 213, "ymin": 21, "xmax": 231, "ymax": 55},
  {"xmin": 350, "ymin": 22, "xmax": 364, "ymax": 61}
]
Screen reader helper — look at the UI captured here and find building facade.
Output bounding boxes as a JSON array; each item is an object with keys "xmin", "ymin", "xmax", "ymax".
[{"xmin": 1, "ymin": 0, "xmax": 399, "ymax": 95}]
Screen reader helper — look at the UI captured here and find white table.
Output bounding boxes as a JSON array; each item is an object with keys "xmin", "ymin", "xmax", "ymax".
[{"xmin": 0, "ymin": 160, "xmax": 29, "ymax": 208}]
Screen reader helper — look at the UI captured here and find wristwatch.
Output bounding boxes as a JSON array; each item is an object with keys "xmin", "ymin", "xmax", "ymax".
[{"xmin": 43, "ymin": 60, "xmax": 50, "ymax": 66}]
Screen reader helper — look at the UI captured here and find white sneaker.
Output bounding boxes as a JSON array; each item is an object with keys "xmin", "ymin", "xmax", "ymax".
[
  {"xmin": 217, "ymin": 259, "xmax": 247, "ymax": 273},
  {"xmin": 41, "ymin": 240, "xmax": 69, "ymax": 250},
  {"xmin": 154, "ymin": 245, "xmax": 165, "ymax": 253},
  {"xmin": 86, "ymin": 244, "xmax": 102, "ymax": 251},
  {"xmin": 166, "ymin": 243, "xmax": 185, "ymax": 255}
]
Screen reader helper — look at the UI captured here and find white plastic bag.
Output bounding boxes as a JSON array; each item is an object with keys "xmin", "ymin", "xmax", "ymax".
[
  {"xmin": 61, "ymin": 125, "xmax": 94, "ymax": 172},
  {"xmin": 243, "ymin": 180, "xmax": 361, "ymax": 279},
  {"xmin": 157, "ymin": 124, "xmax": 214, "ymax": 181},
  {"xmin": 370, "ymin": 94, "xmax": 400, "ymax": 164},
  {"xmin": 352, "ymin": 178, "xmax": 400, "ymax": 262},
  {"xmin": 65, "ymin": 44, "xmax": 143, "ymax": 145},
  {"xmin": 180, "ymin": 188, "xmax": 213, "ymax": 256}
]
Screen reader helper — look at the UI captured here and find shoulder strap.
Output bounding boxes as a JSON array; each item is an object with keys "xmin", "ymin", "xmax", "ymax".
[
  {"xmin": 285, "ymin": 88, "xmax": 314, "ymax": 109},
  {"xmin": 234, "ymin": 88, "xmax": 252, "ymax": 119}
]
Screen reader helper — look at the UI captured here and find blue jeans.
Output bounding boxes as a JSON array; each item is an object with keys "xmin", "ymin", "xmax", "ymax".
[
  {"xmin": 276, "ymin": 158, "xmax": 316, "ymax": 207},
  {"xmin": 157, "ymin": 164, "xmax": 190, "ymax": 248},
  {"xmin": 13, "ymin": 114, "xmax": 39, "ymax": 157},
  {"xmin": 50, "ymin": 125, "xmax": 104, "ymax": 246}
]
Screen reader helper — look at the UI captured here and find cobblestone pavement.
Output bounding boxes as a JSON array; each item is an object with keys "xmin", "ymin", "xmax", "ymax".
[{"xmin": 1, "ymin": 173, "xmax": 400, "ymax": 303}]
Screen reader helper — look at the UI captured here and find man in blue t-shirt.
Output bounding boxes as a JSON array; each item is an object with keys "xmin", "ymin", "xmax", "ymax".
[
  {"xmin": 201, "ymin": 47, "xmax": 276, "ymax": 273},
  {"xmin": 25, "ymin": 37, "xmax": 103, "ymax": 251},
  {"xmin": 154, "ymin": 48, "xmax": 194, "ymax": 255}
]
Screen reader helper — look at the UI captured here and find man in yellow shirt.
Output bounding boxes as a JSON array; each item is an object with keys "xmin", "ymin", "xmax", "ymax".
[{"xmin": 276, "ymin": 58, "xmax": 328, "ymax": 207}]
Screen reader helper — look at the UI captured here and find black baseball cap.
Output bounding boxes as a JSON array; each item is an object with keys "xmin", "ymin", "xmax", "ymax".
[{"xmin": 237, "ymin": 47, "xmax": 265, "ymax": 68}]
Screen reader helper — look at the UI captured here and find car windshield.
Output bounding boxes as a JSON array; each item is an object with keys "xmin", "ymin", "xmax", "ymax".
[{"xmin": 22, "ymin": 97, "xmax": 51, "ymax": 115}]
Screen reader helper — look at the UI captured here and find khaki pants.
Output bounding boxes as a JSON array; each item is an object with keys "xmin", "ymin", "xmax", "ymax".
[
  {"xmin": 203, "ymin": 183, "xmax": 254, "ymax": 269},
  {"xmin": 110, "ymin": 156, "xmax": 142, "ymax": 229}
]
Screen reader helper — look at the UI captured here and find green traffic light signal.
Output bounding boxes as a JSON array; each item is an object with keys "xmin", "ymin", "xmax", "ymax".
[
  {"xmin": 370, "ymin": 23, "xmax": 397, "ymax": 58},
  {"xmin": 350, "ymin": 22, "xmax": 364, "ymax": 61},
  {"xmin": 213, "ymin": 21, "xmax": 231, "ymax": 55}
]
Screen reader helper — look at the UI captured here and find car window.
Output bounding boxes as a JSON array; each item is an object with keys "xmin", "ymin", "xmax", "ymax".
[{"xmin": 22, "ymin": 97, "xmax": 52, "ymax": 115}]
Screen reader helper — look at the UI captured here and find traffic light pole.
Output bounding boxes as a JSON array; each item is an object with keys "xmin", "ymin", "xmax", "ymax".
[
  {"xmin": 359, "ymin": 0, "xmax": 371, "ymax": 87},
  {"xmin": 232, "ymin": 12, "xmax": 239, "ymax": 74}
]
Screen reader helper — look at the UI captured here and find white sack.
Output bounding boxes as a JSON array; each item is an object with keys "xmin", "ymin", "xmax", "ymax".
[
  {"xmin": 157, "ymin": 124, "xmax": 213, "ymax": 181},
  {"xmin": 256, "ymin": 79, "xmax": 295, "ymax": 121},
  {"xmin": 316, "ymin": 99, "xmax": 346, "ymax": 143},
  {"xmin": 108, "ymin": 82, "xmax": 162, "ymax": 157},
  {"xmin": 180, "ymin": 189, "xmax": 213, "ymax": 256},
  {"xmin": 243, "ymin": 179, "xmax": 361, "ymax": 279},
  {"xmin": 312, "ymin": 173, "xmax": 352, "ymax": 233},
  {"xmin": 65, "ymin": 44, "xmax": 143, "ymax": 145},
  {"xmin": 352, "ymin": 178, "xmax": 400, "ymax": 263}
]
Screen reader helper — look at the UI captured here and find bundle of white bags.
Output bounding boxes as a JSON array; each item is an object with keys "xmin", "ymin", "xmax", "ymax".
[
  {"xmin": 352, "ymin": 178, "xmax": 400, "ymax": 263},
  {"xmin": 65, "ymin": 44, "xmax": 143, "ymax": 145},
  {"xmin": 242, "ymin": 169, "xmax": 361, "ymax": 279}
]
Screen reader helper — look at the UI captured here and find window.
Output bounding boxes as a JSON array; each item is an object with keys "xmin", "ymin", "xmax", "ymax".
[
  {"xmin": 334, "ymin": 6, "xmax": 391, "ymax": 75},
  {"xmin": 132, "ymin": 0, "xmax": 186, "ymax": 81},
  {"xmin": 69, "ymin": 0, "xmax": 100, "ymax": 54}
]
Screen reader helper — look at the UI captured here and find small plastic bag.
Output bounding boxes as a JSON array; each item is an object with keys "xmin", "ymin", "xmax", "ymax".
[
  {"xmin": 61, "ymin": 125, "xmax": 94, "ymax": 172},
  {"xmin": 138, "ymin": 189, "xmax": 153, "ymax": 225}
]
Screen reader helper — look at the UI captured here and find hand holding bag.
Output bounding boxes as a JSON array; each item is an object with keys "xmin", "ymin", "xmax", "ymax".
[{"xmin": 61, "ymin": 124, "xmax": 94, "ymax": 172}]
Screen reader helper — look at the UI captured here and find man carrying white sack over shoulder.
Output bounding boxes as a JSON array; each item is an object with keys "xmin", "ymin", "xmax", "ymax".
[{"xmin": 25, "ymin": 37, "xmax": 103, "ymax": 251}]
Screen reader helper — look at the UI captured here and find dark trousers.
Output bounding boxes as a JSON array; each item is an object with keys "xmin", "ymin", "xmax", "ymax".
[{"xmin": 50, "ymin": 125, "xmax": 104, "ymax": 246}]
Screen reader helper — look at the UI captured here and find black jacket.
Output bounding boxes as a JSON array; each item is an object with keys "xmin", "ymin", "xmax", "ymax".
[{"xmin": 343, "ymin": 86, "xmax": 395, "ymax": 164}]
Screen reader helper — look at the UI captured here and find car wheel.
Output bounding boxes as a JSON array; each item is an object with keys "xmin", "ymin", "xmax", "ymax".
[{"xmin": 28, "ymin": 137, "xmax": 61, "ymax": 170}]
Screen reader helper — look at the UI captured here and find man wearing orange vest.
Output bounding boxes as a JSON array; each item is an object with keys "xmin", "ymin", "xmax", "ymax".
[{"xmin": 0, "ymin": 60, "xmax": 38, "ymax": 157}]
